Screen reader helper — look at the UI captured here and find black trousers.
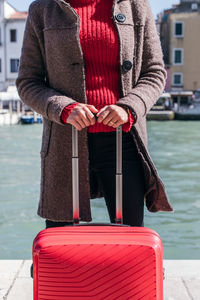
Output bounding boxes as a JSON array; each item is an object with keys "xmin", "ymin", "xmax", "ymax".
[{"xmin": 46, "ymin": 131, "xmax": 145, "ymax": 228}]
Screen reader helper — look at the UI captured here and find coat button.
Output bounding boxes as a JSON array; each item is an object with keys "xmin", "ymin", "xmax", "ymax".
[
  {"xmin": 115, "ymin": 13, "xmax": 126, "ymax": 23},
  {"xmin": 122, "ymin": 60, "xmax": 133, "ymax": 71}
]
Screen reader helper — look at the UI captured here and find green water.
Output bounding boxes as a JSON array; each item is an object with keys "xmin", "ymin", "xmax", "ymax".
[{"xmin": 0, "ymin": 122, "xmax": 200, "ymax": 259}]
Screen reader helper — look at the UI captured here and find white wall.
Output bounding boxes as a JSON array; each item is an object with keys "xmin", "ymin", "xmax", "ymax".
[
  {"xmin": 0, "ymin": 0, "xmax": 26, "ymax": 91},
  {"xmin": 0, "ymin": 0, "xmax": 5, "ymax": 89},
  {"xmin": 6, "ymin": 20, "xmax": 26, "ymax": 80}
]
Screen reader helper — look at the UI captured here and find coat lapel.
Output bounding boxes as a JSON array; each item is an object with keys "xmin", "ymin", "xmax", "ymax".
[{"xmin": 53, "ymin": 0, "xmax": 80, "ymax": 24}]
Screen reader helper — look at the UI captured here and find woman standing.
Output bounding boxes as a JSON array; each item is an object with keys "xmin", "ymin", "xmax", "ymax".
[{"xmin": 16, "ymin": 0, "xmax": 173, "ymax": 229}]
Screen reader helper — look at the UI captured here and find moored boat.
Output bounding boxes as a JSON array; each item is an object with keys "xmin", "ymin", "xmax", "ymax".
[
  {"xmin": 175, "ymin": 103, "xmax": 200, "ymax": 120},
  {"xmin": 0, "ymin": 109, "xmax": 19, "ymax": 125},
  {"xmin": 20, "ymin": 115, "xmax": 34, "ymax": 124},
  {"xmin": 20, "ymin": 112, "xmax": 43, "ymax": 124},
  {"xmin": 147, "ymin": 93, "xmax": 175, "ymax": 120},
  {"xmin": 147, "ymin": 110, "xmax": 175, "ymax": 121}
]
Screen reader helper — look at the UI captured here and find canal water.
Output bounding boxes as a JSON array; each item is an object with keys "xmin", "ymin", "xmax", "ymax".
[{"xmin": 0, "ymin": 121, "xmax": 200, "ymax": 259}]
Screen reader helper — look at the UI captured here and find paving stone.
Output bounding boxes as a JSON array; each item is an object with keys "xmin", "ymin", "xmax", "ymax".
[
  {"xmin": 164, "ymin": 260, "xmax": 200, "ymax": 278},
  {"xmin": 164, "ymin": 278, "xmax": 191, "ymax": 300},
  {"xmin": 0, "ymin": 278, "xmax": 13, "ymax": 299},
  {"xmin": 6, "ymin": 278, "xmax": 33, "ymax": 300},
  {"xmin": 18, "ymin": 260, "xmax": 32, "ymax": 278},
  {"xmin": 0, "ymin": 260, "xmax": 23, "ymax": 276},
  {"xmin": 0, "ymin": 260, "xmax": 23, "ymax": 299},
  {"xmin": 183, "ymin": 278, "xmax": 200, "ymax": 300}
]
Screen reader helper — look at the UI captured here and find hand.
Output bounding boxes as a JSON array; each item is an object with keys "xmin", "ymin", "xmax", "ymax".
[
  {"xmin": 67, "ymin": 103, "xmax": 98, "ymax": 131},
  {"xmin": 96, "ymin": 105, "xmax": 129, "ymax": 128}
]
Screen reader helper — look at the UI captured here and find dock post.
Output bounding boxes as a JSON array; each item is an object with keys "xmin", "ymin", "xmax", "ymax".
[
  {"xmin": 33, "ymin": 111, "xmax": 37, "ymax": 123},
  {"xmin": 17, "ymin": 100, "xmax": 20, "ymax": 115},
  {"xmin": 22, "ymin": 104, "xmax": 25, "ymax": 115},
  {"xmin": 178, "ymin": 96, "xmax": 181, "ymax": 112},
  {"xmin": 9, "ymin": 100, "xmax": 13, "ymax": 125},
  {"xmin": 17, "ymin": 101, "xmax": 21, "ymax": 123}
]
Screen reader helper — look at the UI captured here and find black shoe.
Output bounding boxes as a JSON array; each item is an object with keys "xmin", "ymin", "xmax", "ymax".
[{"xmin": 30, "ymin": 263, "xmax": 33, "ymax": 278}]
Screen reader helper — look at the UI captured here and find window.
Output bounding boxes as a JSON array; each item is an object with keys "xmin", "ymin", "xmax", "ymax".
[
  {"xmin": 173, "ymin": 73, "xmax": 183, "ymax": 86},
  {"xmin": 10, "ymin": 59, "xmax": 19, "ymax": 72},
  {"xmin": 173, "ymin": 49, "xmax": 183, "ymax": 65},
  {"xmin": 174, "ymin": 22, "xmax": 184, "ymax": 38},
  {"xmin": 191, "ymin": 3, "xmax": 198, "ymax": 10},
  {"xmin": 10, "ymin": 29, "xmax": 17, "ymax": 42}
]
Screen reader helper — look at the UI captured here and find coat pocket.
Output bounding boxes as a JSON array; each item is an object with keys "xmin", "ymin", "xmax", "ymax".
[
  {"xmin": 42, "ymin": 26, "xmax": 82, "ymax": 67},
  {"xmin": 40, "ymin": 119, "xmax": 52, "ymax": 158}
]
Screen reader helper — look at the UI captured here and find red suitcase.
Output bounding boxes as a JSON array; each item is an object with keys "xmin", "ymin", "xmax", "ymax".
[{"xmin": 33, "ymin": 127, "xmax": 163, "ymax": 300}]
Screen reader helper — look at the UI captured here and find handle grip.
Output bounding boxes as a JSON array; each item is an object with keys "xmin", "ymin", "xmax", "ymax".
[
  {"xmin": 116, "ymin": 126, "xmax": 123, "ymax": 224},
  {"xmin": 72, "ymin": 126, "xmax": 123, "ymax": 224}
]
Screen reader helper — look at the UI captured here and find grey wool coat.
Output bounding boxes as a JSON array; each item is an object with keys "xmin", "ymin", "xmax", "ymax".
[{"xmin": 16, "ymin": 0, "xmax": 173, "ymax": 222}]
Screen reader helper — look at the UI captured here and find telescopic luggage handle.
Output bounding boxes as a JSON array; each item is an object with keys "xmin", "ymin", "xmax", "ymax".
[{"xmin": 72, "ymin": 126, "xmax": 123, "ymax": 224}]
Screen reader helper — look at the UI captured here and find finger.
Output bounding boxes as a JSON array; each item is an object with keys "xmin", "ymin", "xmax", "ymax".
[
  {"xmin": 109, "ymin": 114, "xmax": 121, "ymax": 124},
  {"xmin": 107, "ymin": 118, "xmax": 119, "ymax": 128},
  {"xmin": 76, "ymin": 110, "xmax": 91, "ymax": 127},
  {"xmin": 71, "ymin": 120, "xmax": 83, "ymax": 131},
  {"xmin": 74, "ymin": 116, "xmax": 87, "ymax": 129},
  {"xmin": 83, "ymin": 107, "xmax": 96, "ymax": 125},
  {"xmin": 112, "ymin": 120, "xmax": 123, "ymax": 128},
  {"xmin": 97, "ymin": 108, "xmax": 111, "ymax": 123},
  {"xmin": 110, "ymin": 112, "xmax": 128, "ymax": 125},
  {"xmin": 86, "ymin": 105, "xmax": 98, "ymax": 113},
  {"xmin": 96, "ymin": 106, "xmax": 108, "ymax": 117},
  {"xmin": 102, "ymin": 111, "xmax": 117, "ymax": 125},
  {"xmin": 67, "ymin": 109, "xmax": 90, "ymax": 127},
  {"xmin": 98, "ymin": 110, "xmax": 110, "ymax": 123}
]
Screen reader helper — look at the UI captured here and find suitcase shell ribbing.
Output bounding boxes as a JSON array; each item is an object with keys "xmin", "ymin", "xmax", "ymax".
[{"xmin": 33, "ymin": 226, "xmax": 163, "ymax": 300}]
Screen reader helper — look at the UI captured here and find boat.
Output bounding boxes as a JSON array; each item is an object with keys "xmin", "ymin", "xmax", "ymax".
[
  {"xmin": 170, "ymin": 91, "xmax": 200, "ymax": 120},
  {"xmin": 147, "ymin": 110, "xmax": 175, "ymax": 121},
  {"xmin": 36, "ymin": 115, "xmax": 43, "ymax": 123},
  {"xmin": 170, "ymin": 91, "xmax": 194, "ymax": 110},
  {"xmin": 147, "ymin": 93, "xmax": 175, "ymax": 121},
  {"xmin": 20, "ymin": 114, "xmax": 34, "ymax": 124},
  {"xmin": 174, "ymin": 103, "xmax": 200, "ymax": 120},
  {"xmin": 0, "ymin": 109, "xmax": 19, "ymax": 125},
  {"xmin": 20, "ymin": 113, "xmax": 43, "ymax": 124},
  {"xmin": 0, "ymin": 86, "xmax": 43, "ymax": 125}
]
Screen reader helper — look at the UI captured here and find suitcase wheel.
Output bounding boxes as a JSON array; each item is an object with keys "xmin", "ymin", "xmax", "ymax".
[{"xmin": 30, "ymin": 263, "xmax": 33, "ymax": 278}]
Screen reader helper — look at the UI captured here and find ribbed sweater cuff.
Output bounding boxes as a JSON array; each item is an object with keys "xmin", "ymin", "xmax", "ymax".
[
  {"xmin": 122, "ymin": 110, "xmax": 135, "ymax": 132},
  {"xmin": 61, "ymin": 104, "xmax": 135, "ymax": 132},
  {"xmin": 61, "ymin": 103, "xmax": 78, "ymax": 124}
]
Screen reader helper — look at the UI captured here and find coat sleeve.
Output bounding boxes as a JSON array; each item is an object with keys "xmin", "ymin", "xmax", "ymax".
[
  {"xmin": 117, "ymin": 0, "xmax": 167, "ymax": 122},
  {"xmin": 15, "ymin": 4, "xmax": 77, "ymax": 125}
]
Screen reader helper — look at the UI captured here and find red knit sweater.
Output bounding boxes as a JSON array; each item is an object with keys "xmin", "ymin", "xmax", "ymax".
[{"xmin": 61, "ymin": 0, "xmax": 135, "ymax": 132}]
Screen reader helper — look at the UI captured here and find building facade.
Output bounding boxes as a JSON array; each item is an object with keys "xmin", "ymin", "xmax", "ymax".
[
  {"xmin": 158, "ymin": 0, "xmax": 200, "ymax": 92},
  {"xmin": 0, "ymin": 0, "xmax": 27, "ymax": 91}
]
